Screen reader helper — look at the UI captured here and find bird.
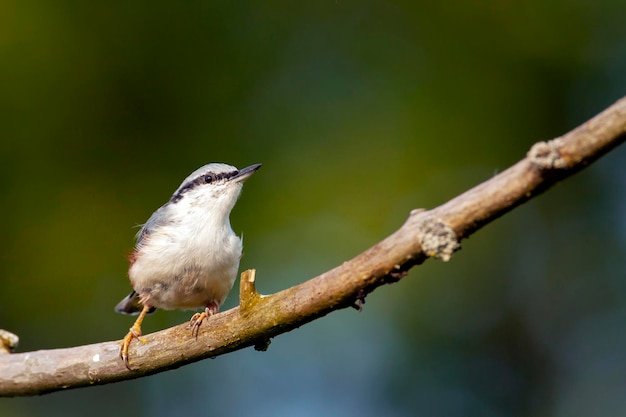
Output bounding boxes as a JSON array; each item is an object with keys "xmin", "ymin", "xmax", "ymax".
[{"xmin": 115, "ymin": 162, "xmax": 261, "ymax": 369}]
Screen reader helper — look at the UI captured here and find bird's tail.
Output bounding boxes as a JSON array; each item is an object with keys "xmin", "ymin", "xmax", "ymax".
[{"xmin": 114, "ymin": 290, "xmax": 156, "ymax": 315}]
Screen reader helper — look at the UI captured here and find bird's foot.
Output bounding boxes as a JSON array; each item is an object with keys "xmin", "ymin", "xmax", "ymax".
[
  {"xmin": 119, "ymin": 324, "xmax": 146, "ymax": 370},
  {"xmin": 119, "ymin": 305, "xmax": 151, "ymax": 370},
  {"xmin": 189, "ymin": 303, "xmax": 219, "ymax": 338}
]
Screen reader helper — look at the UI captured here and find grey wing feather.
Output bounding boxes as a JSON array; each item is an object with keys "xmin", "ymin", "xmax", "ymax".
[
  {"xmin": 116, "ymin": 204, "xmax": 173, "ymax": 315},
  {"xmin": 135, "ymin": 205, "xmax": 171, "ymax": 247}
]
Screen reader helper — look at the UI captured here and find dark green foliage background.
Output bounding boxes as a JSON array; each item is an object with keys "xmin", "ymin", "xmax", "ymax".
[{"xmin": 1, "ymin": 1, "xmax": 625, "ymax": 416}]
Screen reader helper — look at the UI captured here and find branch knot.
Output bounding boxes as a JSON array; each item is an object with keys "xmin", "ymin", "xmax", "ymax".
[
  {"xmin": 527, "ymin": 138, "xmax": 567, "ymax": 169},
  {"xmin": 415, "ymin": 215, "xmax": 460, "ymax": 262}
]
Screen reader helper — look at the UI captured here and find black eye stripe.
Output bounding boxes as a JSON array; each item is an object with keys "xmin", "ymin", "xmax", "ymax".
[{"xmin": 169, "ymin": 170, "xmax": 239, "ymax": 203}]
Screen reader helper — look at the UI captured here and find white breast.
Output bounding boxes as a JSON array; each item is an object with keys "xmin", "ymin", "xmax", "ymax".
[{"xmin": 129, "ymin": 199, "xmax": 243, "ymax": 311}]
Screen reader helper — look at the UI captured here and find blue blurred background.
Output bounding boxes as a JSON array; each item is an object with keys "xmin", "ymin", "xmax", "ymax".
[{"xmin": 1, "ymin": 1, "xmax": 625, "ymax": 416}]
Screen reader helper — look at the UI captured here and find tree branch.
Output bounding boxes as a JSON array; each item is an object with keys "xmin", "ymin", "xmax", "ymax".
[{"xmin": 1, "ymin": 97, "xmax": 625, "ymax": 397}]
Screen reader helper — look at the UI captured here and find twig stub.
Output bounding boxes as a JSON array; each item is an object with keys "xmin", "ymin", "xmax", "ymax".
[
  {"xmin": 239, "ymin": 269, "xmax": 262, "ymax": 312},
  {"xmin": 0, "ymin": 330, "xmax": 19, "ymax": 355}
]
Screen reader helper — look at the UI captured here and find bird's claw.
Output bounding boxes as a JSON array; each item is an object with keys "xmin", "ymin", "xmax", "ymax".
[
  {"xmin": 119, "ymin": 305, "xmax": 150, "ymax": 370},
  {"xmin": 189, "ymin": 311, "xmax": 207, "ymax": 338},
  {"xmin": 189, "ymin": 304, "xmax": 219, "ymax": 338},
  {"xmin": 119, "ymin": 326, "xmax": 146, "ymax": 370}
]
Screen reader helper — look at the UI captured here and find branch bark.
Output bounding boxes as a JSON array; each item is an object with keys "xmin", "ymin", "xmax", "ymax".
[{"xmin": 1, "ymin": 97, "xmax": 625, "ymax": 397}]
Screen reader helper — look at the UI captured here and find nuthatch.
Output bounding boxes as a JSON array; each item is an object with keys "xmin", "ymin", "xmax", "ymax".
[{"xmin": 115, "ymin": 162, "xmax": 261, "ymax": 368}]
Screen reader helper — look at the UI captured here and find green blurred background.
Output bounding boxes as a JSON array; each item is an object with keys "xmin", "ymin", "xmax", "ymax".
[{"xmin": 1, "ymin": 1, "xmax": 625, "ymax": 416}]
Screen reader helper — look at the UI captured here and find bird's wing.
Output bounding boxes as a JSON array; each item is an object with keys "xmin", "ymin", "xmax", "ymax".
[{"xmin": 135, "ymin": 204, "xmax": 170, "ymax": 246}]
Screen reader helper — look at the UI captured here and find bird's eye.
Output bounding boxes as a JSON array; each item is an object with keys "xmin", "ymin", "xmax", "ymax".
[{"xmin": 204, "ymin": 174, "xmax": 214, "ymax": 183}]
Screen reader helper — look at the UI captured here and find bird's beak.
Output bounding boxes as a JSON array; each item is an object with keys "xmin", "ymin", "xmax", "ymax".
[{"xmin": 234, "ymin": 163, "xmax": 262, "ymax": 182}]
